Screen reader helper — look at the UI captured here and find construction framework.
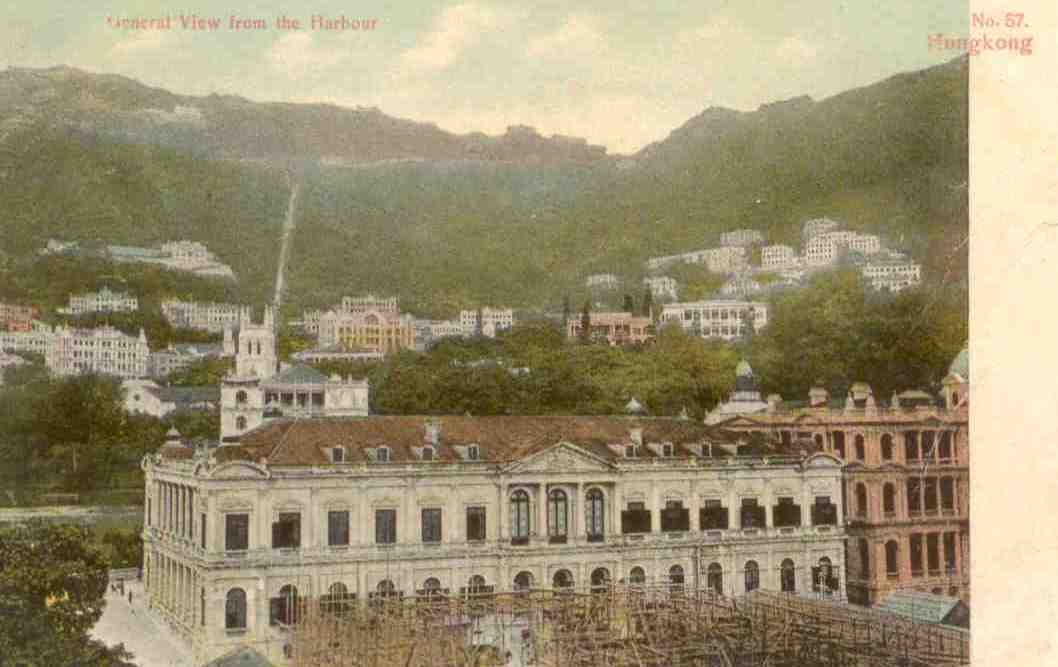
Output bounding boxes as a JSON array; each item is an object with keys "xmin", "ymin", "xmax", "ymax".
[{"xmin": 285, "ymin": 583, "xmax": 970, "ymax": 667}]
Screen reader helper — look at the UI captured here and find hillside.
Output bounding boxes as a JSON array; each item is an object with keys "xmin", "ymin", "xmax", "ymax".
[
  {"xmin": 0, "ymin": 58, "xmax": 967, "ymax": 320},
  {"xmin": 0, "ymin": 66, "xmax": 608, "ymax": 163}
]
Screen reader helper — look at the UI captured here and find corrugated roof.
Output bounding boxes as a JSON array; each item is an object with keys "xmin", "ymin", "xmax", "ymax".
[
  {"xmin": 217, "ymin": 415, "xmax": 791, "ymax": 467},
  {"xmin": 271, "ymin": 364, "xmax": 328, "ymax": 385},
  {"xmin": 875, "ymin": 591, "xmax": 966, "ymax": 626}
]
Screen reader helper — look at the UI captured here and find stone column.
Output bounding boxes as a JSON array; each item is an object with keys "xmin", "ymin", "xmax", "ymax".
[
  {"xmin": 537, "ymin": 484, "xmax": 547, "ymax": 540},
  {"xmin": 498, "ymin": 481, "xmax": 508, "ymax": 540},
  {"xmin": 690, "ymin": 483, "xmax": 700, "ymax": 532},
  {"xmin": 650, "ymin": 482, "xmax": 661, "ymax": 534}
]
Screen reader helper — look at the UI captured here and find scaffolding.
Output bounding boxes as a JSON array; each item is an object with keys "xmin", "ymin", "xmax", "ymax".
[{"xmin": 285, "ymin": 584, "xmax": 970, "ymax": 667}]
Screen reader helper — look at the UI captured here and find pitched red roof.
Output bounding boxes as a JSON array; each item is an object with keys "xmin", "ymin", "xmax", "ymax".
[{"xmin": 215, "ymin": 416, "xmax": 787, "ymax": 466}]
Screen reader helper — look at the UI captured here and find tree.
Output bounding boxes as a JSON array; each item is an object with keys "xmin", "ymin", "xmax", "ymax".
[
  {"xmin": 561, "ymin": 295, "xmax": 571, "ymax": 327},
  {"xmin": 0, "ymin": 522, "xmax": 136, "ymax": 666},
  {"xmin": 578, "ymin": 301, "xmax": 591, "ymax": 344},
  {"xmin": 622, "ymin": 293, "xmax": 635, "ymax": 314},
  {"xmin": 641, "ymin": 288, "xmax": 654, "ymax": 318}
]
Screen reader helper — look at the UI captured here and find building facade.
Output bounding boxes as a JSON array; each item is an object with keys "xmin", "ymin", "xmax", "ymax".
[
  {"xmin": 220, "ymin": 307, "xmax": 369, "ymax": 441},
  {"xmin": 60, "ymin": 288, "xmax": 139, "ymax": 315},
  {"xmin": 162, "ymin": 300, "xmax": 245, "ymax": 333},
  {"xmin": 760, "ymin": 245, "xmax": 798, "ymax": 270},
  {"xmin": 142, "ymin": 416, "xmax": 846, "ymax": 664},
  {"xmin": 719, "ymin": 275, "xmax": 763, "ymax": 298},
  {"xmin": 719, "ymin": 229, "xmax": 764, "ymax": 247},
  {"xmin": 585, "ymin": 274, "xmax": 620, "ymax": 289},
  {"xmin": 0, "ymin": 323, "xmax": 149, "ymax": 378},
  {"xmin": 0, "ymin": 302, "xmax": 40, "ymax": 331},
  {"xmin": 316, "ymin": 296, "xmax": 415, "ymax": 355},
  {"xmin": 459, "ymin": 308, "xmax": 515, "ymax": 337},
  {"xmin": 804, "ymin": 231, "xmax": 882, "ymax": 267},
  {"xmin": 712, "ymin": 349, "xmax": 970, "ymax": 607},
  {"xmin": 566, "ymin": 312, "xmax": 654, "ymax": 346},
  {"xmin": 861, "ymin": 261, "xmax": 923, "ymax": 292},
  {"xmin": 802, "ymin": 218, "xmax": 841, "ymax": 240},
  {"xmin": 660, "ymin": 301, "xmax": 768, "ymax": 341},
  {"xmin": 149, "ymin": 343, "xmax": 226, "ymax": 379},
  {"xmin": 643, "ymin": 276, "xmax": 678, "ymax": 301}
]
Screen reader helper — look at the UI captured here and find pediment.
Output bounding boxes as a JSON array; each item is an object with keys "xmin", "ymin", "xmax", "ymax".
[
  {"xmin": 204, "ymin": 461, "xmax": 271, "ymax": 479},
  {"xmin": 506, "ymin": 441, "xmax": 615, "ymax": 474},
  {"xmin": 803, "ymin": 452, "xmax": 843, "ymax": 467},
  {"xmin": 713, "ymin": 415, "xmax": 765, "ymax": 428}
]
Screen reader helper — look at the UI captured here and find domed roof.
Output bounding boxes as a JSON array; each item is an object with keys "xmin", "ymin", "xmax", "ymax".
[
  {"xmin": 948, "ymin": 346, "xmax": 969, "ymax": 380},
  {"xmin": 736, "ymin": 360, "xmax": 753, "ymax": 377},
  {"xmin": 735, "ymin": 360, "xmax": 758, "ymax": 392}
]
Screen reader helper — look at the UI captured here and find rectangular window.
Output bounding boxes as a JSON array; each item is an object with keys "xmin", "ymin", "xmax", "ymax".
[
  {"xmin": 376, "ymin": 509, "xmax": 397, "ymax": 544},
  {"xmin": 833, "ymin": 431, "xmax": 846, "ymax": 459},
  {"xmin": 927, "ymin": 533, "xmax": 940, "ymax": 572},
  {"xmin": 907, "ymin": 479, "xmax": 921, "ymax": 514},
  {"xmin": 466, "ymin": 506, "xmax": 486, "ymax": 542},
  {"xmin": 811, "ymin": 497, "xmax": 838, "ymax": 526},
  {"xmin": 938, "ymin": 431, "xmax": 953, "ymax": 460},
  {"xmin": 661, "ymin": 500, "xmax": 689, "ymax": 532},
  {"xmin": 272, "ymin": 513, "xmax": 301, "ymax": 549},
  {"xmin": 200, "ymin": 513, "xmax": 206, "ymax": 549},
  {"xmin": 740, "ymin": 499, "xmax": 765, "ymax": 529},
  {"xmin": 328, "ymin": 510, "xmax": 350, "ymax": 546},
  {"xmin": 621, "ymin": 503, "xmax": 651, "ymax": 534},
  {"xmin": 910, "ymin": 534, "xmax": 924, "ymax": 575},
  {"xmin": 923, "ymin": 478, "xmax": 938, "ymax": 512},
  {"xmin": 332, "ymin": 447, "xmax": 345, "ymax": 463},
  {"xmin": 940, "ymin": 478, "xmax": 955, "ymax": 511},
  {"xmin": 773, "ymin": 497, "xmax": 802, "ymax": 527},
  {"xmin": 905, "ymin": 432, "xmax": 920, "ymax": 461},
  {"xmin": 700, "ymin": 500, "xmax": 728, "ymax": 530},
  {"xmin": 225, "ymin": 513, "xmax": 249, "ymax": 551},
  {"xmin": 422, "ymin": 508, "xmax": 442, "ymax": 543}
]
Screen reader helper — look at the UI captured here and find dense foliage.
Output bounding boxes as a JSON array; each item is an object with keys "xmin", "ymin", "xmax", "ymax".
[
  {"xmin": 0, "ymin": 368, "xmax": 208, "ymax": 502},
  {"xmin": 0, "ymin": 522, "xmax": 136, "ymax": 666},
  {"xmin": 747, "ymin": 271, "xmax": 967, "ymax": 399}
]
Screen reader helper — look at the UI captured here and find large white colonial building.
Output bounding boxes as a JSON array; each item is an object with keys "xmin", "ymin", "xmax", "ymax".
[
  {"xmin": 142, "ymin": 415, "xmax": 846, "ymax": 664},
  {"xmin": 0, "ymin": 323, "xmax": 148, "ymax": 378},
  {"xmin": 660, "ymin": 301, "xmax": 769, "ymax": 341},
  {"xmin": 60, "ymin": 287, "xmax": 139, "ymax": 315},
  {"xmin": 220, "ymin": 307, "xmax": 369, "ymax": 441},
  {"xmin": 804, "ymin": 231, "xmax": 882, "ymax": 267},
  {"xmin": 861, "ymin": 260, "xmax": 923, "ymax": 292},
  {"xmin": 162, "ymin": 299, "xmax": 246, "ymax": 333},
  {"xmin": 761, "ymin": 244, "xmax": 798, "ymax": 270},
  {"xmin": 719, "ymin": 229, "xmax": 764, "ymax": 247}
]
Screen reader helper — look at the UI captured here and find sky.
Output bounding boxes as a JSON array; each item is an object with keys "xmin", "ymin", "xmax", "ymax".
[{"xmin": 2, "ymin": 1, "xmax": 967, "ymax": 154}]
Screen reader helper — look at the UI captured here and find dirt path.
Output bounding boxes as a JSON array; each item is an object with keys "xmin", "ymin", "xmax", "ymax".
[{"xmin": 272, "ymin": 177, "xmax": 299, "ymax": 311}]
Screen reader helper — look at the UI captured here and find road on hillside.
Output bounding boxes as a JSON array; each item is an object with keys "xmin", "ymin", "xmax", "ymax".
[{"xmin": 272, "ymin": 176, "xmax": 299, "ymax": 311}]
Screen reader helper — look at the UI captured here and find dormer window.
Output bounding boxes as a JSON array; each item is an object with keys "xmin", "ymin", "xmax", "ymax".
[
  {"xmin": 661, "ymin": 443, "xmax": 674, "ymax": 458},
  {"xmin": 377, "ymin": 446, "xmax": 391, "ymax": 463},
  {"xmin": 422, "ymin": 446, "xmax": 434, "ymax": 461},
  {"xmin": 625, "ymin": 444, "xmax": 638, "ymax": 458},
  {"xmin": 467, "ymin": 445, "xmax": 480, "ymax": 461},
  {"xmin": 331, "ymin": 447, "xmax": 345, "ymax": 463}
]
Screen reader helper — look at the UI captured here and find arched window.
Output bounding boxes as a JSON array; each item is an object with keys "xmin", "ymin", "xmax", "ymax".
[
  {"xmin": 780, "ymin": 559, "xmax": 796, "ymax": 592},
  {"xmin": 885, "ymin": 540, "xmax": 899, "ymax": 576},
  {"xmin": 629, "ymin": 567, "xmax": 646, "ymax": 585},
  {"xmin": 814, "ymin": 557, "xmax": 835, "ymax": 594},
  {"xmin": 883, "ymin": 483, "xmax": 896, "ymax": 515},
  {"xmin": 322, "ymin": 582, "xmax": 352, "ymax": 615},
  {"xmin": 744, "ymin": 561, "xmax": 760, "ymax": 592},
  {"xmin": 855, "ymin": 483, "xmax": 868, "ymax": 518},
  {"xmin": 235, "ymin": 390, "xmax": 247, "ymax": 405},
  {"xmin": 669, "ymin": 565, "xmax": 685, "ymax": 590},
  {"xmin": 585, "ymin": 488, "xmax": 605, "ymax": 541},
  {"xmin": 548, "ymin": 489, "xmax": 568, "ymax": 542},
  {"xmin": 552, "ymin": 569, "xmax": 574, "ymax": 590},
  {"xmin": 235, "ymin": 416, "xmax": 247, "ymax": 431},
  {"xmin": 514, "ymin": 571, "xmax": 534, "ymax": 592},
  {"xmin": 510, "ymin": 490, "xmax": 530, "ymax": 543},
  {"xmin": 423, "ymin": 577, "xmax": 442, "ymax": 595},
  {"xmin": 376, "ymin": 579, "xmax": 396, "ymax": 598},
  {"xmin": 881, "ymin": 434, "xmax": 894, "ymax": 461},
  {"xmin": 271, "ymin": 585, "xmax": 300, "ymax": 626},
  {"xmin": 466, "ymin": 575, "xmax": 487, "ymax": 598},
  {"xmin": 814, "ymin": 434, "xmax": 824, "ymax": 448},
  {"xmin": 854, "ymin": 434, "xmax": 865, "ymax": 460},
  {"xmin": 225, "ymin": 588, "xmax": 247, "ymax": 629},
  {"xmin": 590, "ymin": 568, "xmax": 611, "ymax": 592},
  {"xmin": 707, "ymin": 563, "xmax": 723, "ymax": 595}
]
